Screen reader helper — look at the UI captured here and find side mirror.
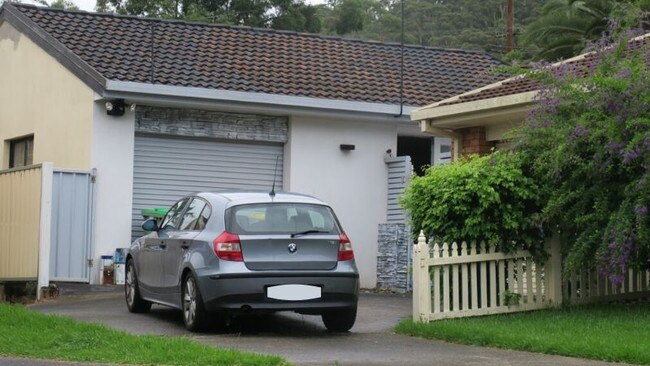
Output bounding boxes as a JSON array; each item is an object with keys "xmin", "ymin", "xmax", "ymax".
[{"xmin": 142, "ymin": 218, "xmax": 159, "ymax": 232}]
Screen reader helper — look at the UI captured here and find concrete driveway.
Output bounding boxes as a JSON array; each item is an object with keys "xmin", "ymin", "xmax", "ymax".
[{"xmin": 30, "ymin": 290, "xmax": 622, "ymax": 366}]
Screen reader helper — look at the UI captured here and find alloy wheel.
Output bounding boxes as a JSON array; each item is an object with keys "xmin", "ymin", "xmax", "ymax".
[
  {"xmin": 126, "ymin": 265, "xmax": 135, "ymax": 306},
  {"xmin": 183, "ymin": 277, "xmax": 197, "ymax": 325}
]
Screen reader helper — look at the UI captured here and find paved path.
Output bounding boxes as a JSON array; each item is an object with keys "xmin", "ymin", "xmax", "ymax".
[{"xmin": 21, "ymin": 291, "xmax": 626, "ymax": 366}]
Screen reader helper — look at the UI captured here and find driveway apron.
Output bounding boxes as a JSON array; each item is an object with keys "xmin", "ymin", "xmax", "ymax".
[{"xmin": 30, "ymin": 291, "xmax": 625, "ymax": 366}]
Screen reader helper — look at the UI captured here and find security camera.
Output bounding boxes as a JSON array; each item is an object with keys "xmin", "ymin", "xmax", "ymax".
[{"xmin": 105, "ymin": 99, "xmax": 125, "ymax": 116}]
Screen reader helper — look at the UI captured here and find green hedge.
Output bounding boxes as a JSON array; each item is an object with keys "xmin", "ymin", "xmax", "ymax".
[{"xmin": 401, "ymin": 151, "xmax": 544, "ymax": 255}]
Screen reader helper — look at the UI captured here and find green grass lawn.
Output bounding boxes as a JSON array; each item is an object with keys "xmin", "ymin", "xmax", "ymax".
[
  {"xmin": 0, "ymin": 303, "xmax": 289, "ymax": 366},
  {"xmin": 396, "ymin": 302, "xmax": 650, "ymax": 364}
]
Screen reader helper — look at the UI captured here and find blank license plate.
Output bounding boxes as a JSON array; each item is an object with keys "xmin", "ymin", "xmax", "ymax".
[{"xmin": 267, "ymin": 284, "xmax": 321, "ymax": 301}]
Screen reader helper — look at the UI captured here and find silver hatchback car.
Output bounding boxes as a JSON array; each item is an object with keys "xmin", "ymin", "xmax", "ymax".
[{"xmin": 125, "ymin": 191, "xmax": 359, "ymax": 332}]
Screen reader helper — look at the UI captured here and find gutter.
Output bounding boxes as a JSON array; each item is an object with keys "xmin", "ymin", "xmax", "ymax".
[{"xmin": 103, "ymin": 81, "xmax": 418, "ymax": 122}]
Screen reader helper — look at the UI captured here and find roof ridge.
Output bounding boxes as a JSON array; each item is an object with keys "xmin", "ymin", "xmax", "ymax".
[{"xmin": 11, "ymin": 2, "xmax": 492, "ymax": 55}]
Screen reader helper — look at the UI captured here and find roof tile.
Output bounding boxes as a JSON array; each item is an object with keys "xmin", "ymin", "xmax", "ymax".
[
  {"xmin": 438, "ymin": 36, "xmax": 650, "ymax": 107},
  {"xmin": 11, "ymin": 4, "xmax": 504, "ymax": 106}
]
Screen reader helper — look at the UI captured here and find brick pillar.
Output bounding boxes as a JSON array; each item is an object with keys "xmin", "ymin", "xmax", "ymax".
[{"xmin": 459, "ymin": 127, "xmax": 494, "ymax": 156}]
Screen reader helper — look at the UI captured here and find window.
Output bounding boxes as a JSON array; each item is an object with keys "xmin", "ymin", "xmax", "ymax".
[
  {"xmin": 179, "ymin": 198, "xmax": 209, "ymax": 231},
  {"xmin": 9, "ymin": 136, "xmax": 33, "ymax": 168},
  {"xmin": 196, "ymin": 205, "xmax": 211, "ymax": 231},
  {"xmin": 160, "ymin": 198, "xmax": 190, "ymax": 230},
  {"xmin": 226, "ymin": 203, "xmax": 340, "ymax": 235}
]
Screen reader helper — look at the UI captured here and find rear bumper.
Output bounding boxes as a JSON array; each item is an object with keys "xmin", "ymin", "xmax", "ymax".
[{"xmin": 197, "ymin": 272, "xmax": 359, "ymax": 313}]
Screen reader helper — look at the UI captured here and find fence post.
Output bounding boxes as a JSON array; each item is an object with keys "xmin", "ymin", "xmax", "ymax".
[
  {"xmin": 37, "ymin": 162, "xmax": 53, "ymax": 300},
  {"xmin": 545, "ymin": 235, "xmax": 563, "ymax": 306},
  {"xmin": 412, "ymin": 234, "xmax": 420, "ymax": 321},
  {"xmin": 412, "ymin": 230, "xmax": 430, "ymax": 322}
]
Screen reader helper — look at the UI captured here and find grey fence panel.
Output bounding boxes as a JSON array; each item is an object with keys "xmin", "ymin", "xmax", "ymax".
[
  {"xmin": 49, "ymin": 170, "xmax": 94, "ymax": 282},
  {"xmin": 385, "ymin": 156, "xmax": 413, "ymax": 224}
]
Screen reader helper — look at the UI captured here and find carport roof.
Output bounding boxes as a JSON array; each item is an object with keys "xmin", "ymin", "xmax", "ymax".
[
  {"xmin": 0, "ymin": 2, "xmax": 504, "ymax": 108},
  {"xmin": 427, "ymin": 34, "xmax": 650, "ymax": 109},
  {"xmin": 411, "ymin": 33, "xmax": 650, "ymax": 125}
]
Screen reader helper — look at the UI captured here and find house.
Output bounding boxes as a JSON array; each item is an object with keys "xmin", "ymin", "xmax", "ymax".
[
  {"xmin": 0, "ymin": 2, "xmax": 503, "ymax": 290},
  {"xmin": 411, "ymin": 34, "xmax": 650, "ymax": 159}
]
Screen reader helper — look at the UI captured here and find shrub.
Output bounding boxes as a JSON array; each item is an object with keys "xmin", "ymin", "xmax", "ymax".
[
  {"xmin": 401, "ymin": 151, "xmax": 544, "ymax": 255},
  {"xmin": 515, "ymin": 27, "xmax": 650, "ymax": 282}
]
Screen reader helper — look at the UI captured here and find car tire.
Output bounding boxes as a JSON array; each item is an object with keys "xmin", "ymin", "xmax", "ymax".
[
  {"xmin": 182, "ymin": 273, "xmax": 207, "ymax": 332},
  {"xmin": 322, "ymin": 306, "xmax": 357, "ymax": 332},
  {"xmin": 125, "ymin": 260, "xmax": 152, "ymax": 313}
]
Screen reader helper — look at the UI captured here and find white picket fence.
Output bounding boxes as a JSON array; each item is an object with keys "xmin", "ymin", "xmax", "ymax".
[
  {"xmin": 563, "ymin": 267, "xmax": 650, "ymax": 304},
  {"xmin": 412, "ymin": 231, "xmax": 650, "ymax": 322}
]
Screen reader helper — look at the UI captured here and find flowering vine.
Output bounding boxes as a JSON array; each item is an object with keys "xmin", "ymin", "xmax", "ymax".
[{"xmin": 515, "ymin": 23, "xmax": 650, "ymax": 283}]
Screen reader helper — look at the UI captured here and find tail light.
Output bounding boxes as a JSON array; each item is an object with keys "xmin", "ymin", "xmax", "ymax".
[
  {"xmin": 213, "ymin": 232, "xmax": 243, "ymax": 261},
  {"xmin": 338, "ymin": 233, "xmax": 354, "ymax": 261}
]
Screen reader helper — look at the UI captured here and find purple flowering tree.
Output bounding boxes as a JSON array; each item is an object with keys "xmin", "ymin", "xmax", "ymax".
[{"xmin": 515, "ymin": 25, "xmax": 650, "ymax": 283}]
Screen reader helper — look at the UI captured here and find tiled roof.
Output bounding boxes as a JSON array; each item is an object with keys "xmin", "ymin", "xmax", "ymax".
[
  {"xmin": 437, "ymin": 76, "xmax": 539, "ymax": 106},
  {"xmin": 437, "ymin": 35, "xmax": 650, "ymax": 107},
  {"xmin": 6, "ymin": 3, "xmax": 504, "ymax": 106}
]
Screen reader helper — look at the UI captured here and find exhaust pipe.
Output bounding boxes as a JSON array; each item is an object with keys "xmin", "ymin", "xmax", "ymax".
[{"xmin": 240, "ymin": 305, "xmax": 252, "ymax": 312}]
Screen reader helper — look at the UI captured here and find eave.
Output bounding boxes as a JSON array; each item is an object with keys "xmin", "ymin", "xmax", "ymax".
[
  {"xmin": 413, "ymin": 91, "xmax": 537, "ymax": 135},
  {"xmin": 101, "ymin": 81, "xmax": 418, "ymax": 122}
]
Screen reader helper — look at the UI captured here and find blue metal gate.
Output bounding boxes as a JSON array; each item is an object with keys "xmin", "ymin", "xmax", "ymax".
[{"xmin": 49, "ymin": 169, "xmax": 95, "ymax": 282}]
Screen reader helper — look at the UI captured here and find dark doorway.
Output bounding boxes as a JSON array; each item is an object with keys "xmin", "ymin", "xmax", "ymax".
[{"xmin": 397, "ymin": 136, "xmax": 431, "ymax": 175}]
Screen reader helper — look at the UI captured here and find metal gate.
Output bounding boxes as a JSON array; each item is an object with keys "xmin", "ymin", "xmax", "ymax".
[
  {"xmin": 132, "ymin": 134, "xmax": 284, "ymax": 239},
  {"xmin": 49, "ymin": 169, "xmax": 95, "ymax": 282}
]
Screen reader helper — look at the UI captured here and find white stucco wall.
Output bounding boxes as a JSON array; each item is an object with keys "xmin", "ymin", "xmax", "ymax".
[
  {"xmin": 90, "ymin": 101, "xmax": 135, "ymax": 283},
  {"xmin": 286, "ymin": 116, "xmax": 398, "ymax": 288}
]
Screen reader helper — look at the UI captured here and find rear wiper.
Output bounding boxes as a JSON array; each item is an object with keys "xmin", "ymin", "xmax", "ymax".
[{"xmin": 290, "ymin": 230, "xmax": 329, "ymax": 238}]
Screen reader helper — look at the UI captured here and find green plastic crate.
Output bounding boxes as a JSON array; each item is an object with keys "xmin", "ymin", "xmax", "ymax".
[{"xmin": 140, "ymin": 208, "xmax": 169, "ymax": 220}]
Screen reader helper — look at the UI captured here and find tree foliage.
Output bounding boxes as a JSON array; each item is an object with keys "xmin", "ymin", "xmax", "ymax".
[
  {"xmin": 401, "ymin": 152, "xmax": 544, "ymax": 255},
  {"xmin": 521, "ymin": 0, "xmax": 650, "ymax": 61},
  {"xmin": 319, "ymin": 0, "xmax": 648, "ymax": 60},
  {"xmin": 319, "ymin": 0, "xmax": 548, "ymax": 57},
  {"xmin": 521, "ymin": 0, "xmax": 614, "ymax": 61},
  {"xmin": 32, "ymin": 0, "xmax": 80, "ymax": 10},
  {"xmin": 515, "ymin": 26, "xmax": 650, "ymax": 281},
  {"xmin": 96, "ymin": 0, "xmax": 322, "ymax": 32}
]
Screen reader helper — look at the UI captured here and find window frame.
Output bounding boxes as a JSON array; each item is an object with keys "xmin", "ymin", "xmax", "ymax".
[
  {"xmin": 8, "ymin": 135, "xmax": 34, "ymax": 169},
  {"xmin": 178, "ymin": 197, "xmax": 211, "ymax": 232},
  {"xmin": 225, "ymin": 203, "xmax": 342, "ymax": 235},
  {"xmin": 160, "ymin": 198, "xmax": 191, "ymax": 231}
]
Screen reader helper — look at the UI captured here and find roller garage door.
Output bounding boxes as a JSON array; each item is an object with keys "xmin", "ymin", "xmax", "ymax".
[{"xmin": 132, "ymin": 134, "xmax": 284, "ymax": 239}]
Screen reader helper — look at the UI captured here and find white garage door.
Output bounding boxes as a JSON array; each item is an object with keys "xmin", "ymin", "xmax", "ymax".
[{"xmin": 132, "ymin": 134, "xmax": 284, "ymax": 239}]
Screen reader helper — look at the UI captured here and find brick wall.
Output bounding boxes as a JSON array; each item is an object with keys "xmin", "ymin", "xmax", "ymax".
[{"xmin": 459, "ymin": 127, "xmax": 494, "ymax": 156}]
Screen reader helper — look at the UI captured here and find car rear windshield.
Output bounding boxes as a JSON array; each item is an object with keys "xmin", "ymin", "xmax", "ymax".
[{"xmin": 225, "ymin": 203, "xmax": 341, "ymax": 235}]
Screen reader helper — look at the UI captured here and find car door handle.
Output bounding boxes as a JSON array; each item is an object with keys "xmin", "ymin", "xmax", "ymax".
[
  {"xmin": 181, "ymin": 242, "xmax": 190, "ymax": 250},
  {"xmin": 159, "ymin": 243, "xmax": 167, "ymax": 249}
]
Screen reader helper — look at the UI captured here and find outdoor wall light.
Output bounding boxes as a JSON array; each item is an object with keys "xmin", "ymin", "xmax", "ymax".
[
  {"xmin": 105, "ymin": 99, "xmax": 126, "ymax": 116},
  {"xmin": 340, "ymin": 144, "xmax": 355, "ymax": 151}
]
